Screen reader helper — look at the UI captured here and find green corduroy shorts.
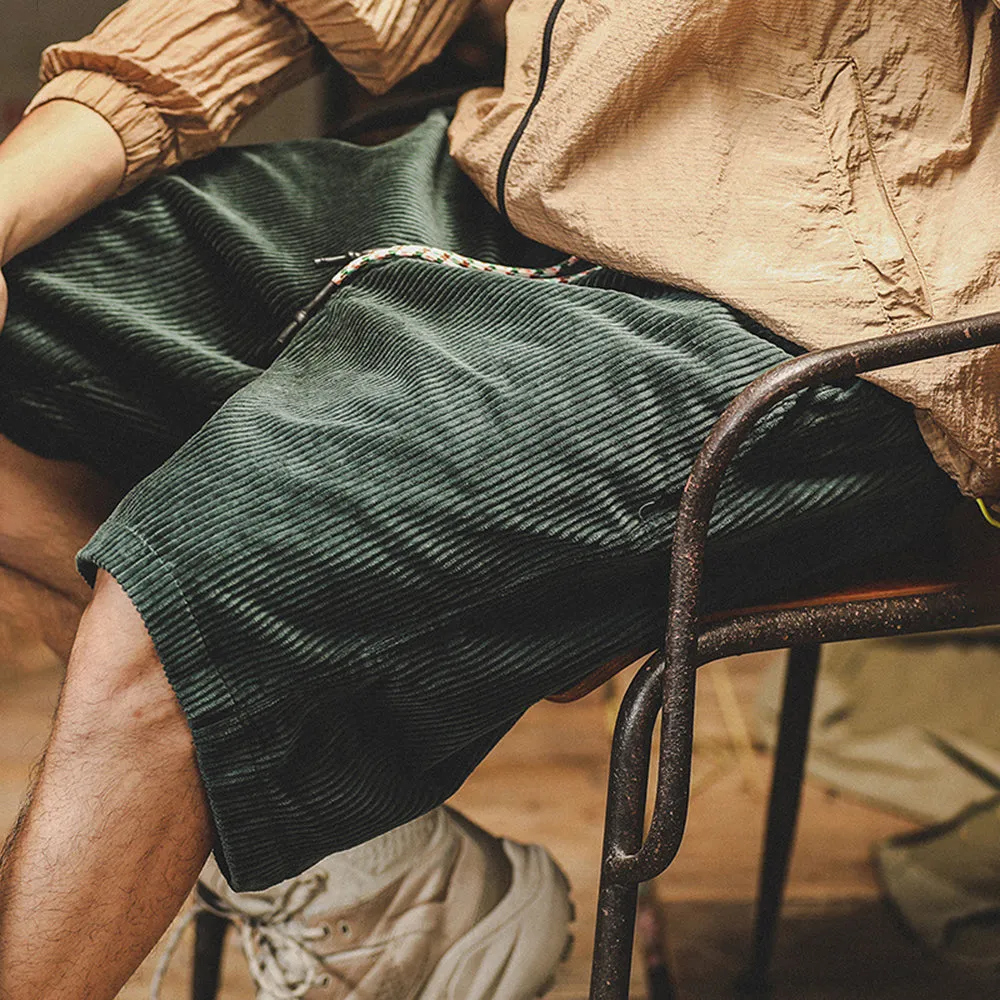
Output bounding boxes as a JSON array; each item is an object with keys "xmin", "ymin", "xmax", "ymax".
[{"xmin": 0, "ymin": 111, "xmax": 957, "ymax": 890}]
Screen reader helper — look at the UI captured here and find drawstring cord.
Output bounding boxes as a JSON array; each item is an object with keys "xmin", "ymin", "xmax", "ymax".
[
  {"xmin": 273, "ymin": 244, "xmax": 599, "ymax": 350},
  {"xmin": 976, "ymin": 497, "xmax": 1000, "ymax": 529}
]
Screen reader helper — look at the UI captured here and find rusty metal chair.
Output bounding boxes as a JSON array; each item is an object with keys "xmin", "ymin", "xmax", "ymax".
[{"xmin": 560, "ymin": 312, "xmax": 1000, "ymax": 999}]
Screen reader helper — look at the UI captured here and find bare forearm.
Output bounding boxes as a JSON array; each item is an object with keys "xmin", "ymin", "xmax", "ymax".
[{"xmin": 0, "ymin": 100, "xmax": 126, "ymax": 265}]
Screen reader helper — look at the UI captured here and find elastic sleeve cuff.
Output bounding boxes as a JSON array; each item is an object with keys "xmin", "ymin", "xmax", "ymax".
[{"xmin": 24, "ymin": 71, "xmax": 170, "ymax": 193}]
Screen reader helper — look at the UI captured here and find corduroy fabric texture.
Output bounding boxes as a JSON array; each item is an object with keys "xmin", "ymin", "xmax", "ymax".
[{"xmin": 0, "ymin": 111, "xmax": 957, "ymax": 890}]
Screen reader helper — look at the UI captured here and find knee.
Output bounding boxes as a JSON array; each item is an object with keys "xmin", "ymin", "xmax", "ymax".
[
  {"xmin": 0, "ymin": 434, "xmax": 117, "ymax": 604},
  {"xmin": 0, "ymin": 563, "xmax": 84, "ymax": 669},
  {"xmin": 57, "ymin": 571, "xmax": 193, "ymax": 759}
]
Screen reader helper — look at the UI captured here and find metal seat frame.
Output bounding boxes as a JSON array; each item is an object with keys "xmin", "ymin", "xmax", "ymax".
[{"xmin": 588, "ymin": 312, "xmax": 1000, "ymax": 999}]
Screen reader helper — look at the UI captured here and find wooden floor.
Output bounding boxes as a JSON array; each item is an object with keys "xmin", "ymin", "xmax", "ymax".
[{"xmin": 0, "ymin": 650, "xmax": 991, "ymax": 999}]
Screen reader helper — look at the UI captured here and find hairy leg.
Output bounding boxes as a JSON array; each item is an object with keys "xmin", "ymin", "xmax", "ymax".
[{"xmin": 0, "ymin": 570, "xmax": 213, "ymax": 1000}]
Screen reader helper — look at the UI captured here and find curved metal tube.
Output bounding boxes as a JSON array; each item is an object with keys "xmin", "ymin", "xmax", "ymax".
[
  {"xmin": 609, "ymin": 311, "xmax": 1000, "ymax": 883},
  {"xmin": 590, "ymin": 654, "xmax": 664, "ymax": 999}
]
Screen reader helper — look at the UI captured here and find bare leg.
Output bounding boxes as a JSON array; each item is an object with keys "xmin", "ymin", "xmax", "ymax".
[
  {"xmin": 0, "ymin": 569, "xmax": 213, "ymax": 1000},
  {"xmin": 0, "ymin": 563, "xmax": 86, "ymax": 670},
  {"xmin": 0, "ymin": 432, "xmax": 118, "ymax": 667}
]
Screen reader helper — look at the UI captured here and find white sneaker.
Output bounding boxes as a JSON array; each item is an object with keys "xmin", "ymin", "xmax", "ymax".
[{"xmin": 158, "ymin": 807, "xmax": 574, "ymax": 1000}]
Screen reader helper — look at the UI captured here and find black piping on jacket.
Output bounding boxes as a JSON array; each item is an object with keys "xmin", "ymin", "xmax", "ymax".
[{"xmin": 496, "ymin": 0, "xmax": 569, "ymax": 221}]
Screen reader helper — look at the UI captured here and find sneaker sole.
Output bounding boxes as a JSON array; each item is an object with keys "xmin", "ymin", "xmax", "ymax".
[{"xmin": 417, "ymin": 840, "xmax": 575, "ymax": 1000}]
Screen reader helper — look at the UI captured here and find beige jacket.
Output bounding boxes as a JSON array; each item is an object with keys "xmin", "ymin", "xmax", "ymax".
[{"xmin": 26, "ymin": 0, "xmax": 1000, "ymax": 501}]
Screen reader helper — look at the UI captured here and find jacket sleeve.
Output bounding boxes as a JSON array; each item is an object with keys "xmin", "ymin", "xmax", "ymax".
[
  {"xmin": 279, "ymin": 0, "xmax": 476, "ymax": 95},
  {"xmin": 24, "ymin": 0, "xmax": 474, "ymax": 194}
]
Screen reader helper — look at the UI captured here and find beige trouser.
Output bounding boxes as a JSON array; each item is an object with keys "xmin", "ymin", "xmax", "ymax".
[{"xmin": 0, "ymin": 433, "xmax": 118, "ymax": 672}]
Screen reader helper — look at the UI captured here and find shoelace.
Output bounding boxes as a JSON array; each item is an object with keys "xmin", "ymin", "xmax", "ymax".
[
  {"xmin": 151, "ymin": 872, "xmax": 333, "ymax": 1000},
  {"xmin": 273, "ymin": 244, "xmax": 600, "ymax": 350}
]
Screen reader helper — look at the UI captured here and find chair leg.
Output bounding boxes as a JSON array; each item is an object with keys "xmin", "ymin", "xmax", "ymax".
[
  {"xmin": 593, "ymin": 867, "xmax": 642, "ymax": 1000},
  {"xmin": 590, "ymin": 655, "xmax": 664, "ymax": 1000},
  {"xmin": 738, "ymin": 643, "xmax": 821, "ymax": 994},
  {"xmin": 191, "ymin": 909, "xmax": 229, "ymax": 1000}
]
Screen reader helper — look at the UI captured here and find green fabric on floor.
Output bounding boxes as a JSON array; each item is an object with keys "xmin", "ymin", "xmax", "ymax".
[{"xmin": 1, "ymin": 110, "xmax": 958, "ymax": 890}]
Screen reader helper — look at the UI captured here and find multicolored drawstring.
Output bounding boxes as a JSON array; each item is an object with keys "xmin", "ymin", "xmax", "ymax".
[{"xmin": 273, "ymin": 245, "xmax": 599, "ymax": 350}]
